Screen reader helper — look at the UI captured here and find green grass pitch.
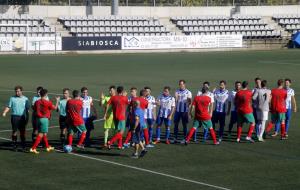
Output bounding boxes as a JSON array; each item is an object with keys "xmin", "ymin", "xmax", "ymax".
[{"xmin": 0, "ymin": 50, "xmax": 299, "ymax": 190}]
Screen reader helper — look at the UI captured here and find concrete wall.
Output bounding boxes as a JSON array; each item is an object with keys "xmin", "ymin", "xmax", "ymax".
[{"xmin": 0, "ymin": 5, "xmax": 299, "ymax": 17}]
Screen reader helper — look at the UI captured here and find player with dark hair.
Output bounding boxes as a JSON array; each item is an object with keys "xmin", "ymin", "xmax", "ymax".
[
  {"xmin": 106, "ymin": 86, "xmax": 129, "ymax": 149},
  {"xmin": 2, "ymin": 86, "xmax": 30, "ymax": 151},
  {"xmin": 57, "ymin": 88, "xmax": 71, "ymax": 146},
  {"xmin": 66, "ymin": 90, "xmax": 87, "ymax": 149},
  {"xmin": 235, "ymin": 81, "xmax": 256, "ymax": 143},
  {"xmin": 30, "ymin": 89, "xmax": 60, "ymax": 154}
]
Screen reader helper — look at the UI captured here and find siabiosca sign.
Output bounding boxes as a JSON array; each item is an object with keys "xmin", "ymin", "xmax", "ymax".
[{"xmin": 62, "ymin": 36, "xmax": 121, "ymax": 50}]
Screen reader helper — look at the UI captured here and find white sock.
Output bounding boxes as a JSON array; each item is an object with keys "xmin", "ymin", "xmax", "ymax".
[{"xmin": 260, "ymin": 120, "xmax": 266, "ymax": 139}]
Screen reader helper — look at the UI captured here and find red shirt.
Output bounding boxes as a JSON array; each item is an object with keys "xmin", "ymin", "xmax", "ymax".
[
  {"xmin": 66, "ymin": 99, "xmax": 84, "ymax": 126},
  {"xmin": 192, "ymin": 95, "xmax": 212, "ymax": 121},
  {"xmin": 271, "ymin": 88, "xmax": 287, "ymax": 113},
  {"xmin": 108, "ymin": 95, "xmax": 129, "ymax": 121},
  {"xmin": 34, "ymin": 99, "xmax": 55, "ymax": 119},
  {"xmin": 130, "ymin": 97, "xmax": 148, "ymax": 110},
  {"xmin": 235, "ymin": 89, "xmax": 253, "ymax": 114}
]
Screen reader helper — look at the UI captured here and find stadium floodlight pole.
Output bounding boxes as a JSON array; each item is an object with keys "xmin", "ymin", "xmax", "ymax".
[
  {"xmin": 111, "ymin": 0, "xmax": 119, "ymax": 15},
  {"xmin": 26, "ymin": 24, "xmax": 29, "ymax": 55},
  {"xmin": 54, "ymin": 26, "xmax": 57, "ymax": 55}
]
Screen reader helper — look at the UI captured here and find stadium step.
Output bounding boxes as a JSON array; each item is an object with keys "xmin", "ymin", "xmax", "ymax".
[
  {"xmin": 262, "ymin": 16, "xmax": 290, "ymax": 39},
  {"xmin": 159, "ymin": 17, "xmax": 183, "ymax": 35},
  {"xmin": 44, "ymin": 17, "xmax": 72, "ymax": 37}
]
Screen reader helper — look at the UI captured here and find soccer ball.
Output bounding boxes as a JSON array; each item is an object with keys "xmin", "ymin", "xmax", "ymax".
[{"xmin": 63, "ymin": 145, "xmax": 72, "ymax": 153}]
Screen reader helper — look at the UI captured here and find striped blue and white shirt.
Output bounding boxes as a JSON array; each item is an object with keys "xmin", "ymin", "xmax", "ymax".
[
  {"xmin": 144, "ymin": 95, "xmax": 156, "ymax": 119},
  {"xmin": 197, "ymin": 91, "xmax": 215, "ymax": 103},
  {"xmin": 157, "ymin": 94, "xmax": 175, "ymax": 118},
  {"xmin": 214, "ymin": 89, "xmax": 229, "ymax": 113},
  {"xmin": 229, "ymin": 90, "xmax": 237, "ymax": 111},
  {"xmin": 175, "ymin": 89, "xmax": 192, "ymax": 113},
  {"xmin": 286, "ymin": 88, "xmax": 295, "ymax": 109},
  {"xmin": 81, "ymin": 96, "xmax": 92, "ymax": 119}
]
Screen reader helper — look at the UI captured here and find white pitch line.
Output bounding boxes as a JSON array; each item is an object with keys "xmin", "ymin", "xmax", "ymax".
[
  {"xmin": 0, "ymin": 126, "xmax": 59, "ymax": 133},
  {"xmin": 0, "ymin": 135, "xmax": 231, "ymax": 190},
  {"xmin": 258, "ymin": 60, "xmax": 300, "ymax": 66}
]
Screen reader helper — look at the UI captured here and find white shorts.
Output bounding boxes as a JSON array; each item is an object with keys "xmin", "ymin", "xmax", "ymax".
[{"xmin": 257, "ymin": 110, "xmax": 268, "ymax": 121}]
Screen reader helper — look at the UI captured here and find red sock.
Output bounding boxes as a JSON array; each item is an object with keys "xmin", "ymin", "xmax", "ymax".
[
  {"xmin": 266, "ymin": 122, "xmax": 273, "ymax": 133},
  {"xmin": 237, "ymin": 126, "xmax": 242, "ymax": 139},
  {"xmin": 247, "ymin": 124, "xmax": 255, "ymax": 138},
  {"xmin": 78, "ymin": 132, "xmax": 86, "ymax": 146},
  {"xmin": 109, "ymin": 132, "xmax": 121, "ymax": 145},
  {"xmin": 68, "ymin": 135, "xmax": 73, "ymax": 146},
  {"xmin": 118, "ymin": 136, "xmax": 123, "ymax": 148},
  {"xmin": 43, "ymin": 135, "xmax": 49, "ymax": 148},
  {"xmin": 143, "ymin": 128, "xmax": 149, "ymax": 145},
  {"xmin": 186, "ymin": 128, "xmax": 196, "ymax": 142},
  {"xmin": 32, "ymin": 135, "xmax": 42, "ymax": 149},
  {"xmin": 209, "ymin": 128, "xmax": 217, "ymax": 144},
  {"xmin": 281, "ymin": 123, "xmax": 286, "ymax": 137},
  {"xmin": 124, "ymin": 131, "xmax": 132, "ymax": 144}
]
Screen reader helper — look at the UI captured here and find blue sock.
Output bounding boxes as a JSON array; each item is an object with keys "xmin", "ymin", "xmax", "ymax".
[
  {"xmin": 219, "ymin": 126, "xmax": 224, "ymax": 139},
  {"xmin": 156, "ymin": 127, "xmax": 161, "ymax": 140},
  {"xmin": 204, "ymin": 128, "xmax": 209, "ymax": 141},
  {"xmin": 166, "ymin": 127, "xmax": 170, "ymax": 140},
  {"xmin": 275, "ymin": 122, "xmax": 280, "ymax": 133},
  {"xmin": 183, "ymin": 125, "xmax": 187, "ymax": 138},
  {"xmin": 174, "ymin": 123, "xmax": 179, "ymax": 139},
  {"xmin": 149, "ymin": 127, "xmax": 153, "ymax": 141}
]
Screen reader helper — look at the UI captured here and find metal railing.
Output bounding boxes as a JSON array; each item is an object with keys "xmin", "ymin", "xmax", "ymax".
[{"xmin": 0, "ymin": 0, "xmax": 299, "ymax": 6}]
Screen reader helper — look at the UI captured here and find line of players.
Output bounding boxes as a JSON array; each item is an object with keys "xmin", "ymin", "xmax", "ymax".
[{"xmin": 2, "ymin": 78, "xmax": 296, "ymax": 157}]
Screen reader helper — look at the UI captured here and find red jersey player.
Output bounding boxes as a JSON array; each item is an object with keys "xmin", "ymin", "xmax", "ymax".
[
  {"xmin": 235, "ymin": 81, "xmax": 256, "ymax": 143},
  {"xmin": 30, "ymin": 89, "xmax": 59, "ymax": 154},
  {"xmin": 66, "ymin": 90, "xmax": 87, "ymax": 150},
  {"xmin": 265, "ymin": 79, "xmax": 288, "ymax": 139},
  {"xmin": 105, "ymin": 86, "xmax": 129, "ymax": 149},
  {"xmin": 185, "ymin": 86, "xmax": 218, "ymax": 145}
]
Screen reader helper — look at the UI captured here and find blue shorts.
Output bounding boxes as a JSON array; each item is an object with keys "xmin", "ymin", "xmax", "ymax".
[
  {"xmin": 156, "ymin": 117, "xmax": 171, "ymax": 127},
  {"xmin": 212, "ymin": 111, "xmax": 226, "ymax": 127},
  {"xmin": 83, "ymin": 117, "xmax": 95, "ymax": 130},
  {"xmin": 146, "ymin": 118, "xmax": 155, "ymax": 127},
  {"xmin": 229, "ymin": 111, "xmax": 238, "ymax": 125},
  {"xmin": 132, "ymin": 126, "xmax": 141, "ymax": 144},
  {"xmin": 174, "ymin": 112, "xmax": 189, "ymax": 124}
]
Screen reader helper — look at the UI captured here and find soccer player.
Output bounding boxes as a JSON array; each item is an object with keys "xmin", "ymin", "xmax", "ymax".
[
  {"xmin": 30, "ymin": 89, "xmax": 60, "ymax": 154},
  {"xmin": 235, "ymin": 81, "xmax": 256, "ymax": 143},
  {"xmin": 173, "ymin": 80, "xmax": 192, "ymax": 143},
  {"xmin": 185, "ymin": 86, "xmax": 218, "ymax": 145},
  {"xmin": 99, "ymin": 86, "xmax": 116, "ymax": 147},
  {"xmin": 273, "ymin": 79, "xmax": 297, "ymax": 137},
  {"xmin": 130, "ymin": 100, "xmax": 148, "ymax": 158},
  {"xmin": 212, "ymin": 80, "xmax": 229, "ymax": 142},
  {"xmin": 57, "ymin": 88, "xmax": 71, "ymax": 146},
  {"xmin": 252, "ymin": 77, "xmax": 261, "ymax": 136},
  {"xmin": 265, "ymin": 79, "xmax": 288, "ymax": 140},
  {"xmin": 31, "ymin": 86, "xmax": 47, "ymax": 142},
  {"xmin": 154, "ymin": 86, "xmax": 175, "ymax": 145},
  {"xmin": 227, "ymin": 81, "xmax": 241, "ymax": 136},
  {"xmin": 252, "ymin": 80, "xmax": 271, "ymax": 142},
  {"xmin": 144, "ymin": 86, "xmax": 156, "ymax": 144},
  {"xmin": 2, "ymin": 86, "xmax": 30, "ymax": 151},
  {"xmin": 105, "ymin": 86, "xmax": 128, "ymax": 149},
  {"xmin": 123, "ymin": 87, "xmax": 138, "ymax": 147},
  {"xmin": 66, "ymin": 90, "xmax": 87, "ymax": 149},
  {"xmin": 124, "ymin": 89, "xmax": 153, "ymax": 148},
  {"xmin": 195, "ymin": 81, "xmax": 214, "ymax": 142},
  {"xmin": 80, "ymin": 87, "xmax": 97, "ymax": 146}
]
